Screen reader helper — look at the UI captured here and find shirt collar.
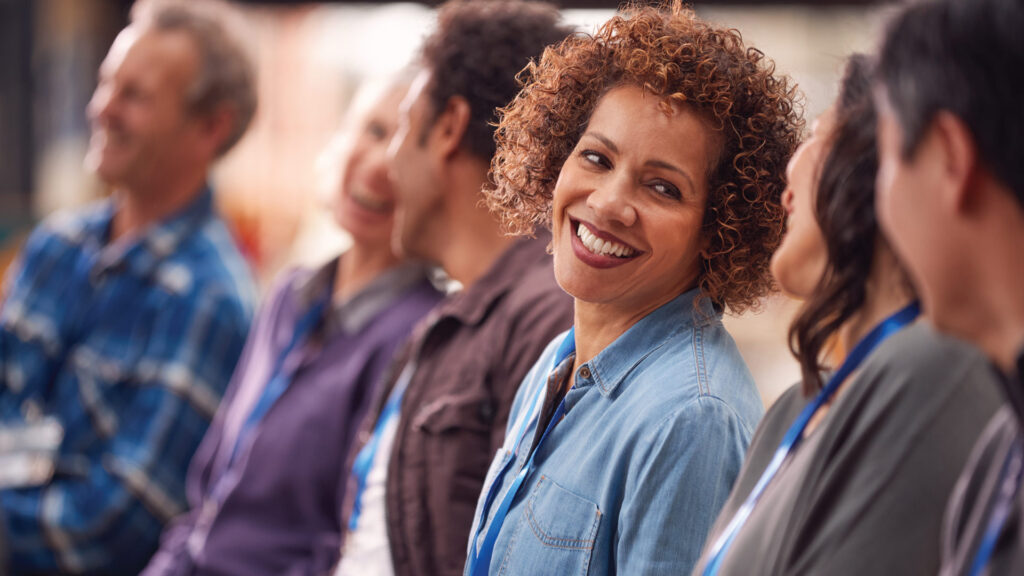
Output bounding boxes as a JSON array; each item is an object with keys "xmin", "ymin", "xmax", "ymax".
[
  {"xmin": 583, "ymin": 287, "xmax": 719, "ymax": 397},
  {"xmin": 293, "ymin": 256, "xmax": 434, "ymax": 337},
  {"xmin": 76, "ymin": 186, "xmax": 216, "ymax": 284},
  {"xmin": 436, "ymin": 231, "xmax": 553, "ymax": 327}
]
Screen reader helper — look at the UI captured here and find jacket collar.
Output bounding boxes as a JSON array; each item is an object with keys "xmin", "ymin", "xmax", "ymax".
[
  {"xmin": 292, "ymin": 256, "xmax": 434, "ymax": 337},
  {"xmin": 66, "ymin": 186, "xmax": 216, "ymax": 291},
  {"xmin": 436, "ymin": 231, "xmax": 553, "ymax": 327}
]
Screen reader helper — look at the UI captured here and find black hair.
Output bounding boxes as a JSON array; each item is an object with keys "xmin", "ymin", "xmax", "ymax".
[
  {"xmin": 877, "ymin": 0, "xmax": 1024, "ymax": 208},
  {"xmin": 420, "ymin": 0, "xmax": 573, "ymax": 162}
]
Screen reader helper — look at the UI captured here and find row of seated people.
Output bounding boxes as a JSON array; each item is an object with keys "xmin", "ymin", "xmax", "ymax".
[{"xmin": 0, "ymin": 0, "xmax": 1020, "ymax": 575}]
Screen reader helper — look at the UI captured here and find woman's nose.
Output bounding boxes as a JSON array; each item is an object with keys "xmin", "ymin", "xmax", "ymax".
[{"xmin": 586, "ymin": 175, "xmax": 638, "ymax": 227}]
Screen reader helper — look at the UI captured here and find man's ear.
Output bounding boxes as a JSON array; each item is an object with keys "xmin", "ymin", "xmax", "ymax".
[
  {"xmin": 197, "ymin": 104, "xmax": 236, "ymax": 158},
  {"xmin": 930, "ymin": 110, "xmax": 981, "ymax": 214},
  {"xmin": 431, "ymin": 95, "xmax": 471, "ymax": 159}
]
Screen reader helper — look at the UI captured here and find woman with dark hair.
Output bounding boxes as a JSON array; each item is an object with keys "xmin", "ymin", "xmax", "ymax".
[
  {"xmin": 692, "ymin": 55, "xmax": 1003, "ymax": 576},
  {"xmin": 463, "ymin": 3, "xmax": 801, "ymax": 575}
]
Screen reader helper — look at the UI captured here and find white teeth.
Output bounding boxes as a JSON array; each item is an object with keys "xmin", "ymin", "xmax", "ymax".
[
  {"xmin": 352, "ymin": 192, "xmax": 390, "ymax": 213},
  {"xmin": 576, "ymin": 224, "xmax": 636, "ymax": 258}
]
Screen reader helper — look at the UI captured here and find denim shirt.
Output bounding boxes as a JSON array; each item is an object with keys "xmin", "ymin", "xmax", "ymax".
[{"xmin": 465, "ymin": 288, "xmax": 764, "ymax": 576}]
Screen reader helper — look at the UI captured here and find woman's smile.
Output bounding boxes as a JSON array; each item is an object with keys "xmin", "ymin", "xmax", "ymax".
[{"xmin": 571, "ymin": 219, "xmax": 641, "ymax": 268}]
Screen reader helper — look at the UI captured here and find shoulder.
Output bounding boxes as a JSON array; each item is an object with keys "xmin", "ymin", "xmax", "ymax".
[
  {"xmin": 638, "ymin": 321, "xmax": 763, "ymax": 434},
  {"xmin": 866, "ymin": 322, "xmax": 992, "ymax": 378},
  {"xmin": 851, "ymin": 322, "xmax": 1003, "ymax": 415},
  {"xmin": 160, "ymin": 216, "xmax": 257, "ymax": 316},
  {"xmin": 626, "ymin": 395, "xmax": 757, "ymax": 467},
  {"xmin": 19, "ymin": 203, "xmax": 109, "ymax": 262}
]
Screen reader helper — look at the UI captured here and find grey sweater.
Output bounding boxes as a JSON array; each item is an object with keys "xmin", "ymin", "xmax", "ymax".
[{"xmin": 692, "ymin": 323, "xmax": 1003, "ymax": 576}]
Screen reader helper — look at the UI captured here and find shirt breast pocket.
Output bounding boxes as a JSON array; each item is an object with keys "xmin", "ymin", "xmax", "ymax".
[{"xmin": 497, "ymin": 475, "xmax": 602, "ymax": 576}]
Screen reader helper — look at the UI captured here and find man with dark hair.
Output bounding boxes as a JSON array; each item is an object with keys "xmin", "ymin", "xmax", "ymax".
[
  {"xmin": 334, "ymin": 2, "xmax": 574, "ymax": 576},
  {"xmin": 874, "ymin": 0, "xmax": 1024, "ymax": 573},
  {"xmin": 0, "ymin": 0, "xmax": 256, "ymax": 573}
]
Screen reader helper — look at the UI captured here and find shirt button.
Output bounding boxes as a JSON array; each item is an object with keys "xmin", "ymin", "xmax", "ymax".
[{"xmin": 578, "ymin": 366, "xmax": 591, "ymax": 380}]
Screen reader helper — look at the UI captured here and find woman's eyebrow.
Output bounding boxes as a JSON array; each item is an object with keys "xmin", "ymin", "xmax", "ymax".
[{"xmin": 582, "ymin": 131, "xmax": 619, "ymax": 154}]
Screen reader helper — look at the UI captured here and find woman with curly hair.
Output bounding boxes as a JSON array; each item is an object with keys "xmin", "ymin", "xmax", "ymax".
[
  {"xmin": 463, "ymin": 4, "xmax": 801, "ymax": 575},
  {"xmin": 693, "ymin": 55, "xmax": 1002, "ymax": 576}
]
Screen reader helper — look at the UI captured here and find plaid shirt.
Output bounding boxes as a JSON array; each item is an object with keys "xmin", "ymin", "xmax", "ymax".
[{"xmin": 0, "ymin": 188, "xmax": 255, "ymax": 575}]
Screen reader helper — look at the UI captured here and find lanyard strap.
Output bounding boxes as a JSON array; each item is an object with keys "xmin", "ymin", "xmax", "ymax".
[
  {"xmin": 228, "ymin": 294, "xmax": 329, "ymax": 466},
  {"xmin": 347, "ymin": 361, "xmax": 413, "ymax": 531},
  {"xmin": 468, "ymin": 328, "xmax": 576, "ymax": 576},
  {"xmin": 702, "ymin": 301, "xmax": 920, "ymax": 576},
  {"xmin": 969, "ymin": 435, "xmax": 1024, "ymax": 576}
]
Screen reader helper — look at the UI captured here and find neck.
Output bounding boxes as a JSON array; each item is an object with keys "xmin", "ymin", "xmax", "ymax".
[
  {"xmin": 947, "ymin": 222, "xmax": 1024, "ymax": 374},
  {"xmin": 436, "ymin": 161, "xmax": 514, "ymax": 288},
  {"xmin": 335, "ymin": 240, "xmax": 401, "ymax": 302},
  {"xmin": 110, "ymin": 169, "xmax": 208, "ymax": 242},
  {"xmin": 838, "ymin": 246, "xmax": 915, "ymax": 358},
  {"xmin": 572, "ymin": 287, "xmax": 693, "ymax": 369}
]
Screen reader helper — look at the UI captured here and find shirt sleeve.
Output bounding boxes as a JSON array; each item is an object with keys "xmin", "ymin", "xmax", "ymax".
[
  {"xmin": 617, "ymin": 396, "xmax": 751, "ymax": 576},
  {"xmin": 1, "ymin": 285, "xmax": 251, "ymax": 576}
]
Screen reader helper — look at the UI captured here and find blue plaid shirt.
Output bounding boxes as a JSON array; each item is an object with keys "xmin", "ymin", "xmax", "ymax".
[{"xmin": 0, "ymin": 188, "xmax": 255, "ymax": 575}]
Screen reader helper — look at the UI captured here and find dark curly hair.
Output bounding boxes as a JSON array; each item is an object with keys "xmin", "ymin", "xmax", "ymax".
[
  {"xmin": 486, "ymin": 1, "xmax": 802, "ymax": 313},
  {"xmin": 788, "ymin": 54, "xmax": 914, "ymax": 394},
  {"xmin": 421, "ymin": 0, "xmax": 573, "ymax": 162}
]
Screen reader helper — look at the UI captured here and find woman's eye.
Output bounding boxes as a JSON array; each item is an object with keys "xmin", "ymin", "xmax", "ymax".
[
  {"xmin": 650, "ymin": 180, "xmax": 682, "ymax": 200},
  {"xmin": 580, "ymin": 150, "xmax": 610, "ymax": 168}
]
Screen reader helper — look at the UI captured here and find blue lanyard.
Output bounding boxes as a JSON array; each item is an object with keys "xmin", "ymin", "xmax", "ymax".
[
  {"xmin": 701, "ymin": 302, "xmax": 920, "ymax": 576},
  {"xmin": 969, "ymin": 435, "xmax": 1024, "ymax": 576},
  {"xmin": 228, "ymin": 293, "xmax": 329, "ymax": 465},
  {"xmin": 347, "ymin": 363, "xmax": 412, "ymax": 531},
  {"xmin": 467, "ymin": 328, "xmax": 577, "ymax": 576}
]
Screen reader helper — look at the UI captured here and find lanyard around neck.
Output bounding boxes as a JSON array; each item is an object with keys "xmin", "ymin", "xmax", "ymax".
[
  {"xmin": 228, "ymin": 292, "xmax": 330, "ymax": 466},
  {"xmin": 467, "ymin": 328, "xmax": 576, "ymax": 576},
  {"xmin": 701, "ymin": 301, "xmax": 920, "ymax": 576}
]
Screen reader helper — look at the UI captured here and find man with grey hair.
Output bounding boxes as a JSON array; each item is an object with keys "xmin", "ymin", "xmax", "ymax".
[{"xmin": 0, "ymin": 0, "xmax": 257, "ymax": 573}]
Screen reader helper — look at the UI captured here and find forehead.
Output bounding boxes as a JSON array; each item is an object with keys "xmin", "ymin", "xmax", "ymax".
[
  {"xmin": 99, "ymin": 26, "xmax": 199, "ymax": 91},
  {"xmin": 399, "ymin": 69, "xmax": 432, "ymax": 117},
  {"xmin": 587, "ymin": 85, "xmax": 719, "ymax": 170},
  {"xmin": 369, "ymin": 82, "xmax": 412, "ymax": 120}
]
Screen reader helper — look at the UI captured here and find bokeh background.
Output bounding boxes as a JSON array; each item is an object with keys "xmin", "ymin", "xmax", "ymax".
[{"xmin": 0, "ymin": 0, "xmax": 895, "ymax": 406}]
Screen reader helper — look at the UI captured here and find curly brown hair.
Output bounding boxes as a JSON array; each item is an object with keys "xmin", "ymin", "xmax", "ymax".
[{"xmin": 487, "ymin": 1, "xmax": 803, "ymax": 313}]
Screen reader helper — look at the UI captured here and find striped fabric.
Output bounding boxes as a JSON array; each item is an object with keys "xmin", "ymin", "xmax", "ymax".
[{"xmin": 0, "ymin": 188, "xmax": 255, "ymax": 575}]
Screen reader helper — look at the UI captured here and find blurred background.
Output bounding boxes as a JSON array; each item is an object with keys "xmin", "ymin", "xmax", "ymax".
[{"xmin": 0, "ymin": 0, "xmax": 895, "ymax": 406}]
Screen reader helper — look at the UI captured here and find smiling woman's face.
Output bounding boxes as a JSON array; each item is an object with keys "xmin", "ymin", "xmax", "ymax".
[
  {"xmin": 333, "ymin": 82, "xmax": 408, "ymax": 248},
  {"xmin": 551, "ymin": 84, "xmax": 717, "ymax": 313}
]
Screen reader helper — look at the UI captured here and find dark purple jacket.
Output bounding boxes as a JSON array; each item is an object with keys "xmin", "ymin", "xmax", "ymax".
[{"xmin": 142, "ymin": 258, "xmax": 443, "ymax": 576}]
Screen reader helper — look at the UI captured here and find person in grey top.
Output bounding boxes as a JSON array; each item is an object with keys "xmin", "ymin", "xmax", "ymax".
[
  {"xmin": 873, "ymin": 0, "xmax": 1024, "ymax": 573},
  {"xmin": 691, "ymin": 55, "xmax": 1003, "ymax": 576}
]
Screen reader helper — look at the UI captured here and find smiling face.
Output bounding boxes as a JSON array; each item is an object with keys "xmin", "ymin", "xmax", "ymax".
[
  {"xmin": 551, "ymin": 84, "xmax": 717, "ymax": 314},
  {"xmin": 333, "ymin": 82, "xmax": 408, "ymax": 249},
  {"xmin": 85, "ymin": 26, "xmax": 206, "ymax": 192},
  {"xmin": 770, "ymin": 108, "xmax": 835, "ymax": 299}
]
